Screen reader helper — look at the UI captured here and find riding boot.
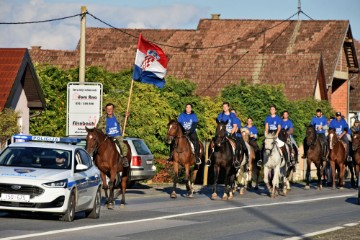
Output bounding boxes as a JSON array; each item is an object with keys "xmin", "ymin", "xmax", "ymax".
[
  {"xmin": 302, "ymin": 137, "xmax": 308, "ymax": 159},
  {"xmin": 322, "ymin": 144, "xmax": 327, "ymax": 162},
  {"xmin": 194, "ymin": 141, "xmax": 201, "ymax": 165},
  {"xmin": 167, "ymin": 142, "xmax": 174, "ymax": 162},
  {"xmin": 242, "ymin": 140, "xmax": 249, "ymax": 165}
]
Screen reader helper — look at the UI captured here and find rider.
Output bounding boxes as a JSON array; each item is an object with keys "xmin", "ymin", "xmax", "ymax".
[
  {"xmin": 351, "ymin": 119, "xmax": 360, "ymax": 133},
  {"xmin": 329, "ymin": 112, "xmax": 350, "ymax": 161},
  {"xmin": 96, "ymin": 103, "xmax": 129, "ymax": 168},
  {"xmin": 245, "ymin": 117, "xmax": 262, "ymax": 167},
  {"xmin": 304, "ymin": 109, "xmax": 328, "ymax": 161},
  {"xmin": 264, "ymin": 105, "xmax": 289, "ymax": 164},
  {"xmin": 281, "ymin": 110, "xmax": 298, "ymax": 165},
  {"xmin": 231, "ymin": 109, "xmax": 249, "ymax": 168},
  {"xmin": 176, "ymin": 103, "xmax": 201, "ymax": 165},
  {"xmin": 215, "ymin": 102, "xmax": 238, "ymax": 167}
]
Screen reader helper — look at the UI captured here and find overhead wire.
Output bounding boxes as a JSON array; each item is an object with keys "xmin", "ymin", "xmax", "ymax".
[{"xmin": 0, "ymin": 13, "xmax": 83, "ymax": 25}]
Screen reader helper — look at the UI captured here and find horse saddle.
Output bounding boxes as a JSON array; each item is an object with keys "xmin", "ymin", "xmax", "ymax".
[
  {"xmin": 185, "ymin": 136, "xmax": 195, "ymax": 154},
  {"xmin": 226, "ymin": 137, "xmax": 237, "ymax": 155}
]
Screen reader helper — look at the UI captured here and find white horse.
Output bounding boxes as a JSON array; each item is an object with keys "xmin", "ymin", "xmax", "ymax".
[{"xmin": 263, "ymin": 133, "xmax": 289, "ymax": 198}]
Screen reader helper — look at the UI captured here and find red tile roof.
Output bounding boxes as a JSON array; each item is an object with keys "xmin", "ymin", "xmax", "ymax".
[
  {"xmin": 30, "ymin": 19, "xmax": 358, "ymax": 100},
  {"xmin": 350, "ymin": 40, "xmax": 360, "ymax": 111},
  {"xmin": 0, "ymin": 48, "xmax": 45, "ymax": 111}
]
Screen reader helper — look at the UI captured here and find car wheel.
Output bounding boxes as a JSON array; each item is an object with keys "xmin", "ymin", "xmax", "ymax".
[
  {"xmin": 85, "ymin": 187, "xmax": 101, "ymax": 219},
  {"xmin": 60, "ymin": 191, "xmax": 75, "ymax": 222}
]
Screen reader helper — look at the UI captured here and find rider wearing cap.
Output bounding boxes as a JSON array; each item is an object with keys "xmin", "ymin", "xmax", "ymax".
[
  {"xmin": 351, "ymin": 119, "xmax": 360, "ymax": 133},
  {"xmin": 329, "ymin": 112, "xmax": 350, "ymax": 161},
  {"xmin": 303, "ymin": 109, "xmax": 328, "ymax": 161}
]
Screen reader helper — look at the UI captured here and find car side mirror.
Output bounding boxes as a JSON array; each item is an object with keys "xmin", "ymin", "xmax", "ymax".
[{"xmin": 75, "ymin": 163, "xmax": 88, "ymax": 171}]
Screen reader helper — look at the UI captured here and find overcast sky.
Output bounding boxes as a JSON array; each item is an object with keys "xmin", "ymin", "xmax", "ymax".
[{"xmin": 1, "ymin": 0, "xmax": 359, "ymax": 50}]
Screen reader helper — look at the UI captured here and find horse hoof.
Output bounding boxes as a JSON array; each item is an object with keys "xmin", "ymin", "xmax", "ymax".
[
  {"xmin": 188, "ymin": 193, "xmax": 194, "ymax": 198},
  {"xmin": 107, "ymin": 203, "xmax": 114, "ymax": 210},
  {"xmin": 120, "ymin": 204, "xmax": 125, "ymax": 208},
  {"xmin": 170, "ymin": 192, "xmax": 177, "ymax": 199},
  {"xmin": 304, "ymin": 185, "xmax": 310, "ymax": 190},
  {"xmin": 211, "ymin": 193, "xmax": 217, "ymax": 200},
  {"xmin": 222, "ymin": 196, "xmax": 228, "ymax": 201},
  {"xmin": 339, "ymin": 187, "xmax": 344, "ymax": 190},
  {"xmin": 240, "ymin": 188, "xmax": 245, "ymax": 195}
]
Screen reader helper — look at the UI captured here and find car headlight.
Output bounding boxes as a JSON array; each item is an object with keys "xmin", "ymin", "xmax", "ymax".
[{"xmin": 42, "ymin": 179, "xmax": 68, "ymax": 188}]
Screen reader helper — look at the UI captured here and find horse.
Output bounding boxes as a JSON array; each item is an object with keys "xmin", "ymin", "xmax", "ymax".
[
  {"xmin": 165, "ymin": 119, "xmax": 204, "ymax": 198},
  {"xmin": 85, "ymin": 127, "xmax": 131, "ymax": 209},
  {"xmin": 263, "ymin": 133, "xmax": 289, "ymax": 198},
  {"xmin": 210, "ymin": 119, "xmax": 237, "ymax": 200},
  {"xmin": 278, "ymin": 129, "xmax": 296, "ymax": 189},
  {"xmin": 328, "ymin": 128, "xmax": 347, "ymax": 189},
  {"xmin": 304, "ymin": 125, "xmax": 327, "ymax": 190},
  {"xmin": 235, "ymin": 128, "xmax": 260, "ymax": 194},
  {"xmin": 351, "ymin": 131, "xmax": 360, "ymax": 186}
]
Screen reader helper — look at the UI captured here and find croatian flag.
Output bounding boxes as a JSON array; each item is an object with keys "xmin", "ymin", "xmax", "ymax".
[{"xmin": 132, "ymin": 34, "xmax": 168, "ymax": 88}]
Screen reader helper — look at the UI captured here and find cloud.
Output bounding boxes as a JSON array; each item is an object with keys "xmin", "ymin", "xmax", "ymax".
[{"xmin": 0, "ymin": 0, "xmax": 207, "ymax": 50}]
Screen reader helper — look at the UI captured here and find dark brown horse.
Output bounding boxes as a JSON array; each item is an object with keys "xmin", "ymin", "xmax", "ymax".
[
  {"xmin": 304, "ymin": 125, "xmax": 326, "ymax": 190},
  {"xmin": 352, "ymin": 131, "xmax": 360, "ymax": 186},
  {"xmin": 328, "ymin": 128, "xmax": 347, "ymax": 189},
  {"xmin": 85, "ymin": 127, "xmax": 131, "ymax": 209},
  {"xmin": 165, "ymin": 119, "xmax": 204, "ymax": 198},
  {"xmin": 211, "ymin": 119, "xmax": 237, "ymax": 200}
]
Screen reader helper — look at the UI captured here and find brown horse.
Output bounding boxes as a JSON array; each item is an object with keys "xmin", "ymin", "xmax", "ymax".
[
  {"xmin": 85, "ymin": 127, "xmax": 131, "ymax": 209},
  {"xmin": 165, "ymin": 119, "xmax": 204, "ymax": 198},
  {"xmin": 304, "ymin": 125, "xmax": 327, "ymax": 190},
  {"xmin": 328, "ymin": 128, "xmax": 347, "ymax": 189},
  {"xmin": 352, "ymin": 131, "xmax": 360, "ymax": 186},
  {"xmin": 211, "ymin": 119, "xmax": 237, "ymax": 200}
]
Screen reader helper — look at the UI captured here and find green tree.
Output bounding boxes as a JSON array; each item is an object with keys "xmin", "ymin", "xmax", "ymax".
[{"xmin": 0, "ymin": 108, "xmax": 19, "ymax": 150}]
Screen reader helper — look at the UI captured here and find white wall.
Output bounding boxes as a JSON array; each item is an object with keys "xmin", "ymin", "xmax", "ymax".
[{"xmin": 14, "ymin": 89, "xmax": 29, "ymax": 134}]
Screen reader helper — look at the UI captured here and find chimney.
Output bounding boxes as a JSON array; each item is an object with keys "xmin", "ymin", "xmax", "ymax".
[
  {"xmin": 211, "ymin": 14, "xmax": 221, "ymax": 20},
  {"xmin": 31, "ymin": 46, "xmax": 42, "ymax": 50}
]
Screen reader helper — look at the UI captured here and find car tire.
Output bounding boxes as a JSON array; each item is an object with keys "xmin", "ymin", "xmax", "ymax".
[
  {"xmin": 85, "ymin": 187, "xmax": 101, "ymax": 219},
  {"xmin": 60, "ymin": 191, "xmax": 75, "ymax": 222}
]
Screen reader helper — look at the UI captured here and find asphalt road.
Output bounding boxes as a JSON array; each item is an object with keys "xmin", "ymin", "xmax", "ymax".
[{"xmin": 1, "ymin": 181, "xmax": 359, "ymax": 240}]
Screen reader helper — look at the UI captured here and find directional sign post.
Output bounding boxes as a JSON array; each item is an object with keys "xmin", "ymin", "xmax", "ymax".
[{"xmin": 66, "ymin": 82, "xmax": 103, "ymax": 136}]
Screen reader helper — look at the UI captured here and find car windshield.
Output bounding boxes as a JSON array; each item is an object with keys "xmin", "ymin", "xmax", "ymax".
[
  {"xmin": 132, "ymin": 140, "xmax": 151, "ymax": 155},
  {"xmin": 0, "ymin": 147, "xmax": 72, "ymax": 170}
]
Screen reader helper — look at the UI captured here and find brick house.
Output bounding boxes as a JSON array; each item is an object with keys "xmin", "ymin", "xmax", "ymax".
[
  {"xmin": 0, "ymin": 48, "xmax": 46, "ymax": 136},
  {"xmin": 29, "ymin": 17, "xmax": 359, "ymax": 119}
]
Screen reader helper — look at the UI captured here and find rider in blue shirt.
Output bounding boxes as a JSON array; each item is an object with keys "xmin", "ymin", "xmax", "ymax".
[
  {"xmin": 264, "ymin": 105, "xmax": 289, "ymax": 164},
  {"xmin": 231, "ymin": 109, "xmax": 249, "ymax": 168},
  {"xmin": 281, "ymin": 111, "xmax": 299, "ymax": 165},
  {"xmin": 304, "ymin": 109, "xmax": 328, "ymax": 161},
  {"xmin": 245, "ymin": 117, "xmax": 261, "ymax": 166},
  {"xmin": 329, "ymin": 112, "xmax": 350, "ymax": 161},
  {"xmin": 168, "ymin": 103, "xmax": 201, "ymax": 164}
]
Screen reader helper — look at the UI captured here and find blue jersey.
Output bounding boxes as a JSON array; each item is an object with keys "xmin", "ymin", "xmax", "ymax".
[
  {"xmin": 178, "ymin": 112, "xmax": 198, "ymax": 131},
  {"xmin": 233, "ymin": 117, "xmax": 242, "ymax": 138},
  {"xmin": 281, "ymin": 119, "xmax": 294, "ymax": 135},
  {"xmin": 217, "ymin": 112, "xmax": 237, "ymax": 133},
  {"xmin": 265, "ymin": 115, "xmax": 282, "ymax": 132},
  {"xmin": 106, "ymin": 115, "xmax": 121, "ymax": 137},
  {"xmin": 245, "ymin": 125, "xmax": 258, "ymax": 139},
  {"xmin": 310, "ymin": 116, "xmax": 327, "ymax": 134},
  {"xmin": 329, "ymin": 118, "xmax": 349, "ymax": 136}
]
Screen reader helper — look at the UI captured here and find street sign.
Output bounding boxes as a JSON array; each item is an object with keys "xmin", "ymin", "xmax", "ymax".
[{"xmin": 66, "ymin": 82, "xmax": 103, "ymax": 136}]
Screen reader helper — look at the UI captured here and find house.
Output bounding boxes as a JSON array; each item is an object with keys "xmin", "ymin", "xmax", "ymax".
[
  {"xmin": 0, "ymin": 48, "xmax": 46, "ymax": 135},
  {"xmin": 29, "ymin": 16, "xmax": 359, "ymax": 118}
]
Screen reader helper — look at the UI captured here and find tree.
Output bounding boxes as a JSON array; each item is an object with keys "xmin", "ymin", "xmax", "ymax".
[{"xmin": 0, "ymin": 108, "xmax": 19, "ymax": 150}]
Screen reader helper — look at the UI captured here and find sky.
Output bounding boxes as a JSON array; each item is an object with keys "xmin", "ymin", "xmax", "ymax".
[{"xmin": 1, "ymin": 0, "xmax": 359, "ymax": 50}]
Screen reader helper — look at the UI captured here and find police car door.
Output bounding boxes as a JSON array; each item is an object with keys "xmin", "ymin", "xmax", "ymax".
[
  {"xmin": 78, "ymin": 149, "xmax": 99, "ymax": 204},
  {"xmin": 74, "ymin": 149, "xmax": 92, "ymax": 209}
]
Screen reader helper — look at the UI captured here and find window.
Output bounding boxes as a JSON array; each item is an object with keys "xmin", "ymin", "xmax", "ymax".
[
  {"xmin": 79, "ymin": 149, "xmax": 92, "ymax": 168},
  {"xmin": 132, "ymin": 140, "xmax": 151, "ymax": 155}
]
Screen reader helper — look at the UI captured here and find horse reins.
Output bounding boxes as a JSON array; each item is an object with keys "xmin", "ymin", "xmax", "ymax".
[{"xmin": 92, "ymin": 129, "xmax": 109, "ymax": 155}]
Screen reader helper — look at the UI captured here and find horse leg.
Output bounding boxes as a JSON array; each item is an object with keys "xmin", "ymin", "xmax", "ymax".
[
  {"xmin": 184, "ymin": 164, "xmax": 192, "ymax": 197},
  {"xmin": 330, "ymin": 161, "xmax": 336, "ymax": 189},
  {"xmin": 315, "ymin": 162, "xmax": 322, "ymax": 190},
  {"xmin": 339, "ymin": 163, "xmax": 345, "ymax": 189},
  {"xmin": 222, "ymin": 168, "xmax": 230, "ymax": 201},
  {"xmin": 171, "ymin": 162, "xmax": 179, "ymax": 198},
  {"xmin": 272, "ymin": 166, "xmax": 280, "ymax": 198},
  {"xmin": 189, "ymin": 167, "xmax": 199, "ymax": 198},
  {"xmin": 107, "ymin": 169, "xmax": 117, "ymax": 209},
  {"xmin": 356, "ymin": 164, "xmax": 360, "ymax": 188},
  {"xmin": 211, "ymin": 164, "xmax": 220, "ymax": 200},
  {"xmin": 348, "ymin": 160, "xmax": 356, "ymax": 188},
  {"xmin": 99, "ymin": 172, "xmax": 109, "ymax": 205},
  {"xmin": 305, "ymin": 158, "xmax": 311, "ymax": 189},
  {"xmin": 119, "ymin": 169, "xmax": 128, "ymax": 208},
  {"xmin": 263, "ymin": 167, "xmax": 271, "ymax": 197}
]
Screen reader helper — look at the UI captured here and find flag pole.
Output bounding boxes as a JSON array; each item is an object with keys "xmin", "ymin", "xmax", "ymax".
[{"xmin": 122, "ymin": 79, "xmax": 134, "ymax": 136}]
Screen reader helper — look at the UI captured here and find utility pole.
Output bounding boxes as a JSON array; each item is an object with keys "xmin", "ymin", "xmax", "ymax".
[
  {"xmin": 79, "ymin": 6, "xmax": 87, "ymax": 82},
  {"xmin": 298, "ymin": 0, "xmax": 301, "ymax": 20}
]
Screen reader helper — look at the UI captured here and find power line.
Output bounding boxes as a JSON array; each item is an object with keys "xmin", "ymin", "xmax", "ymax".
[{"xmin": 0, "ymin": 13, "xmax": 83, "ymax": 25}]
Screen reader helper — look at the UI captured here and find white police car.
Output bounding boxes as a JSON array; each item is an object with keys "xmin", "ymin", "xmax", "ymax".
[{"xmin": 0, "ymin": 135, "xmax": 102, "ymax": 221}]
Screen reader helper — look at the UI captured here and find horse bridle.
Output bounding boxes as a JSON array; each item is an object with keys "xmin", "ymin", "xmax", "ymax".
[
  {"xmin": 264, "ymin": 136, "xmax": 277, "ymax": 156},
  {"xmin": 89, "ymin": 129, "xmax": 109, "ymax": 155},
  {"xmin": 306, "ymin": 126, "xmax": 317, "ymax": 146}
]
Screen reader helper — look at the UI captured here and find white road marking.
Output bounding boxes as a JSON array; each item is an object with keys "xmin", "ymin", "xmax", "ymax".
[
  {"xmin": 283, "ymin": 226, "xmax": 344, "ymax": 240},
  {"xmin": 343, "ymin": 222, "xmax": 359, "ymax": 227},
  {"xmin": 1, "ymin": 193, "xmax": 355, "ymax": 240}
]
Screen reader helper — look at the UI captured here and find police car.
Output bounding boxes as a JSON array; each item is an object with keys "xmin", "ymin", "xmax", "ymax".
[{"xmin": 0, "ymin": 135, "xmax": 102, "ymax": 221}]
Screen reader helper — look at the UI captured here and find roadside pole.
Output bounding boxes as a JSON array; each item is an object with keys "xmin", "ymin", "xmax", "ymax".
[
  {"xmin": 79, "ymin": 6, "xmax": 87, "ymax": 83},
  {"xmin": 203, "ymin": 141, "xmax": 209, "ymax": 186}
]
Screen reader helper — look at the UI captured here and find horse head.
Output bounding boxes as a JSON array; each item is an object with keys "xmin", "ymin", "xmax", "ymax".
[
  {"xmin": 305, "ymin": 124, "xmax": 317, "ymax": 146},
  {"xmin": 352, "ymin": 131, "xmax": 360, "ymax": 151},
  {"xmin": 85, "ymin": 126, "xmax": 104, "ymax": 155},
  {"xmin": 328, "ymin": 128, "xmax": 338, "ymax": 150},
  {"xmin": 214, "ymin": 119, "xmax": 228, "ymax": 147},
  {"xmin": 264, "ymin": 132, "xmax": 277, "ymax": 156},
  {"xmin": 279, "ymin": 128, "xmax": 290, "ymax": 145},
  {"xmin": 241, "ymin": 128, "xmax": 250, "ymax": 142},
  {"xmin": 165, "ymin": 119, "xmax": 183, "ymax": 144}
]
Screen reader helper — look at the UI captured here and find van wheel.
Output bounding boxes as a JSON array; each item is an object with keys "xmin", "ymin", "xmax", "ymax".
[
  {"xmin": 60, "ymin": 191, "xmax": 75, "ymax": 222},
  {"xmin": 85, "ymin": 187, "xmax": 101, "ymax": 219}
]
